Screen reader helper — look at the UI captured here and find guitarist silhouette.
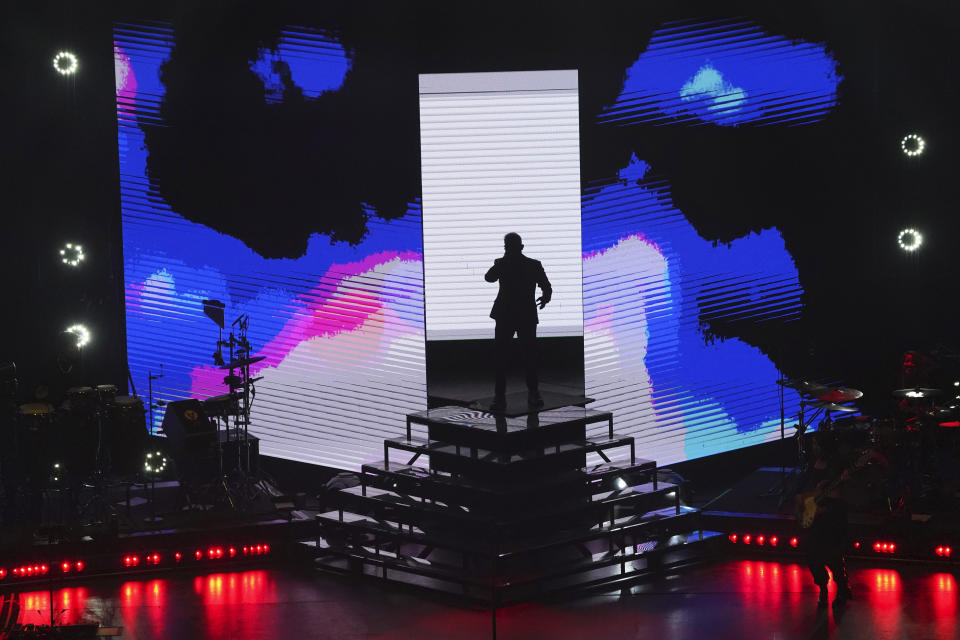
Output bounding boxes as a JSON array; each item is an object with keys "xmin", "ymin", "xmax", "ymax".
[{"xmin": 795, "ymin": 430, "xmax": 854, "ymax": 609}]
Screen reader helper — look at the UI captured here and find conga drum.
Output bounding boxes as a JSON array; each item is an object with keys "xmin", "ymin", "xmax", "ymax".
[{"xmin": 109, "ymin": 396, "xmax": 148, "ymax": 475}]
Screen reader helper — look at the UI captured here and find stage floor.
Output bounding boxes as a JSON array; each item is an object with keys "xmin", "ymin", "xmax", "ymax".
[{"xmin": 3, "ymin": 558, "xmax": 956, "ymax": 639}]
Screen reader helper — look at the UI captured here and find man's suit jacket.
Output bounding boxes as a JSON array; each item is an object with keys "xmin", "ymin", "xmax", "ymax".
[{"xmin": 485, "ymin": 253, "xmax": 552, "ymax": 326}]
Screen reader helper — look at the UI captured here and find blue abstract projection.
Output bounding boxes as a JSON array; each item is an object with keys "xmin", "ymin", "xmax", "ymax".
[
  {"xmin": 582, "ymin": 156, "xmax": 804, "ymax": 462},
  {"xmin": 250, "ymin": 28, "xmax": 351, "ymax": 103},
  {"xmin": 116, "ymin": 16, "xmax": 837, "ymax": 470},
  {"xmin": 115, "ymin": 23, "xmax": 426, "ymax": 471},
  {"xmin": 600, "ymin": 18, "xmax": 842, "ymax": 126},
  {"xmin": 582, "ymin": 16, "xmax": 840, "ymax": 462}
]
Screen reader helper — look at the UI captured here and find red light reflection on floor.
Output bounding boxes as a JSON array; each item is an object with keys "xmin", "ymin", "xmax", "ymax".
[
  {"xmin": 863, "ymin": 568, "xmax": 904, "ymax": 637},
  {"xmin": 194, "ymin": 571, "xmax": 272, "ymax": 639},
  {"xmin": 930, "ymin": 573, "xmax": 957, "ymax": 638},
  {"xmin": 736, "ymin": 560, "xmax": 808, "ymax": 610},
  {"xmin": 147, "ymin": 579, "xmax": 167, "ymax": 631},
  {"xmin": 9, "ymin": 588, "xmax": 91, "ymax": 627},
  {"xmin": 17, "ymin": 591, "xmax": 51, "ymax": 626},
  {"xmin": 195, "ymin": 570, "xmax": 270, "ymax": 606}
]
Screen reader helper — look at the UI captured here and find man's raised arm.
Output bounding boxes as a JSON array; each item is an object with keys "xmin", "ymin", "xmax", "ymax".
[{"xmin": 485, "ymin": 259, "xmax": 502, "ymax": 283}]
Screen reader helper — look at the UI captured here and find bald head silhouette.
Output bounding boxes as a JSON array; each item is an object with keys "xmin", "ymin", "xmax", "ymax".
[{"xmin": 504, "ymin": 232, "xmax": 523, "ymax": 255}]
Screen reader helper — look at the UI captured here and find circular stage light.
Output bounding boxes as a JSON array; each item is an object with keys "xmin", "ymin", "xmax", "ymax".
[
  {"xmin": 898, "ymin": 228, "xmax": 923, "ymax": 252},
  {"xmin": 53, "ymin": 51, "xmax": 78, "ymax": 76},
  {"xmin": 144, "ymin": 451, "xmax": 167, "ymax": 475},
  {"xmin": 59, "ymin": 242, "xmax": 85, "ymax": 267},
  {"xmin": 901, "ymin": 134, "xmax": 925, "ymax": 157},
  {"xmin": 65, "ymin": 324, "xmax": 91, "ymax": 348}
]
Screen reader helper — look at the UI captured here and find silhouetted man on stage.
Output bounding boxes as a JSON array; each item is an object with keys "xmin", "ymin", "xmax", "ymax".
[{"xmin": 485, "ymin": 232, "xmax": 551, "ymax": 410}]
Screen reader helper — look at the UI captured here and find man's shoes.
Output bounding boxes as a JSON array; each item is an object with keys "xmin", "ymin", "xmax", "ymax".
[
  {"xmin": 834, "ymin": 584, "xmax": 853, "ymax": 606},
  {"xmin": 527, "ymin": 391, "xmax": 544, "ymax": 407},
  {"xmin": 817, "ymin": 586, "xmax": 829, "ymax": 609}
]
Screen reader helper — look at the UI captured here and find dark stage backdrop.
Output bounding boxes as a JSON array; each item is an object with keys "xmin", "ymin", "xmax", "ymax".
[{"xmin": 99, "ymin": 2, "xmax": 960, "ymax": 470}]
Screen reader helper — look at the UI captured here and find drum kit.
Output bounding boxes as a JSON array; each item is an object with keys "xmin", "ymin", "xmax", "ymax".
[
  {"xmin": 198, "ymin": 301, "xmax": 264, "ymax": 509},
  {"xmin": 777, "ymin": 378, "xmax": 863, "ymax": 440},
  {"xmin": 776, "ymin": 376, "xmax": 960, "ymax": 512}
]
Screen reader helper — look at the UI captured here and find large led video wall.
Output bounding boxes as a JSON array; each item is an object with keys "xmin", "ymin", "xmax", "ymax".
[{"xmin": 115, "ymin": 16, "xmax": 841, "ymax": 469}]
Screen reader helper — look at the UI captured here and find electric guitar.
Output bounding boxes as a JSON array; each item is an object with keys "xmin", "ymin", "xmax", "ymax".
[{"xmin": 797, "ymin": 449, "xmax": 875, "ymax": 528}]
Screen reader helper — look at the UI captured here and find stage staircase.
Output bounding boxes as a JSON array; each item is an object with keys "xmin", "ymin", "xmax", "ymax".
[{"xmin": 303, "ymin": 403, "xmax": 720, "ymax": 604}]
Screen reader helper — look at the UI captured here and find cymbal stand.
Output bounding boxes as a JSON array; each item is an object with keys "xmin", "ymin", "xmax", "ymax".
[
  {"xmin": 230, "ymin": 314, "xmax": 254, "ymax": 475},
  {"xmin": 211, "ymin": 314, "xmax": 258, "ymax": 511},
  {"xmin": 761, "ymin": 396, "xmax": 822, "ymax": 504},
  {"xmin": 761, "ymin": 373, "xmax": 791, "ymax": 499}
]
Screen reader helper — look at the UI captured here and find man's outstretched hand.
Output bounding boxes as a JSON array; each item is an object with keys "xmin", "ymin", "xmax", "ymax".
[{"xmin": 537, "ymin": 295, "xmax": 551, "ymax": 310}]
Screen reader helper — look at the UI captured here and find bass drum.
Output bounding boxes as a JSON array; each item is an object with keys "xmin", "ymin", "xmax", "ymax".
[{"xmin": 108, "ymin": 396, "xmax": 148, "ymax": 475}]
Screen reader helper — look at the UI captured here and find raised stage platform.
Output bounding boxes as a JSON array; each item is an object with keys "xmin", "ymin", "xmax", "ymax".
[{"xmin": 309, "ymin": 401, "xmax": 718, "ymax": 603}]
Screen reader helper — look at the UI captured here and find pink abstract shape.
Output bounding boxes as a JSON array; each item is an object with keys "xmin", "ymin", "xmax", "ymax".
[
  {"xmin": 114, "ymin": 43, "xmax": 137, "ymax": 117},
  {"xmin": 188, "ymin": 250, "xmax": 420, "ymax": 397}
]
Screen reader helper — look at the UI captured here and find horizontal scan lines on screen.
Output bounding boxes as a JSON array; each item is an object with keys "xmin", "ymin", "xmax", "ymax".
[
  {"xmin": 117, "ymin": 20, "xmax": 428, "ymax": 472},
  {"xmin": 419, "ymin": 163, "xmax": 580, "ymax": 177},
  {"xmin": 420, "ymin": 70, "xmax": 583, "ymax": 342},
  {"xmin": 419, "ymin": 88, "xmax": 577, "ymax": 102},
  {"xmin": 421, "ymin": 154, "xmax": 581, "ymax": 168},
  {"xmin": 420, "ymin": 108, "xmax": 580, "ymax": 124}
]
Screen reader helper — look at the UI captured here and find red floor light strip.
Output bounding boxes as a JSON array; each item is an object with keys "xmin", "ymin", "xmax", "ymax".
[
  {"xmin": 11, "ymin": 565, "xmax": 50, "ymax": 578},
  {"xmin": 60, "ymin": 560, "xmax": 84, "ymax": 573},
  {"xmin": 728, "ymin": 532, "xmax": 791, "ymax": 549},
  {"xmin": 935, "ymin": 546, "xmax": 952, "ymax": 557},
  {"xmin": 2, "ymin": 543, "xmax": 272, "ymax": 581},
  {"xmin": 873, "ymin": 541, "xmax": 896, "ymax": 554}
]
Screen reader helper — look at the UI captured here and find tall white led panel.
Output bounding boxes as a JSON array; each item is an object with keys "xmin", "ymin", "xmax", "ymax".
[{"xmin": 419, "ymin": 70, "xmax": 583, "ymax": 340}]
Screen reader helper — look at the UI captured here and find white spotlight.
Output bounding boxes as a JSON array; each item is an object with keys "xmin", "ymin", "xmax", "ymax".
[
  {"xmin": 53, "ymin": 51, "xmax": 78, "ymax": 76},
  {"xmin": 144, "ymin": 451, "xmax": 168, "ymax": 475},
  {"xmin": 898, "ymin": 228, "xmax": 923, "ymax": 252},
  {"xmin": 65, "ymin": 324, "xmax": 91, "ymax": 348},
  {"xmin": 901, "ymin": 134, "xmax": 925, "ymax": 157},
  {"xmin": 59, "ymin": 242, "xmax": 85, "ymax": 267}
]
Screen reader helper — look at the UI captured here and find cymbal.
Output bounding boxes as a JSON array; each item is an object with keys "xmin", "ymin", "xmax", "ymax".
[
  {"xmin": 777, "ymin": 379, "xmax": 830, "ymax": 396},
  {"xmin": 817, "ymin": 388, "xmax": 863, "ymax": 403},
  {"xmin": 219, "ymin": 355, "xmax": 265, "ymax": 370},
  {"xmin": 892, "ymin": 388, "xmax": 942, "ymax": 399},
  {"xmin": 802, "ymin": 400, "xmax": 857, "ymax": 413}
]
